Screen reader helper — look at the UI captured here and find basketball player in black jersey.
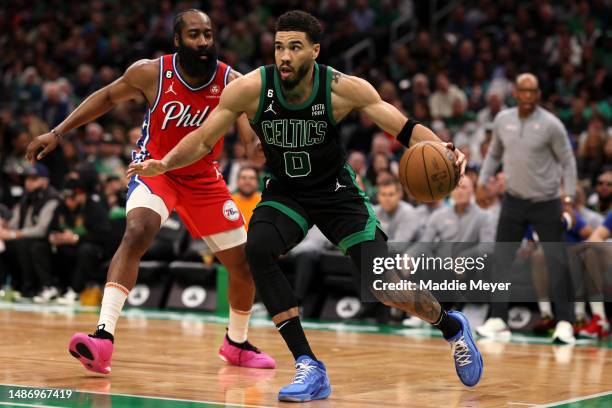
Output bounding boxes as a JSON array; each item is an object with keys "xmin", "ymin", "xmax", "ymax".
[{"xmin": 129, "ymin": 10, "xmax": 483, "ymax": 402}]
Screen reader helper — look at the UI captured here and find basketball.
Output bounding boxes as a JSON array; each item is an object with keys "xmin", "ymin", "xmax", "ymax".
[{"xmin": 398, "ymin": 141, "xmax": 460, "ymax": 202}]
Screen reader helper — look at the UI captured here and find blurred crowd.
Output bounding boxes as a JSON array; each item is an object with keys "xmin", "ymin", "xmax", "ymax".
[{"xmin": 0, "ymin": 1, "xmax": 610, "ymax": 327}]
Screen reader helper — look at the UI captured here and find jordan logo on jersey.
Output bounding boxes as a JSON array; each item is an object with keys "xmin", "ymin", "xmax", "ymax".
[
  {"xmin": 334, "ymin": 178, "xmax": 346, "ymax": 191},
  {"xmin": 165, "ymin": 81, "xmax": 177, "ymax": 95},
  {"xmin": 264, "ymin": 101, "xmax": 277, "ymax": 115},
  {"xmin": 161, "ymin": 101, "xmax": 210, "ymax": 130}
]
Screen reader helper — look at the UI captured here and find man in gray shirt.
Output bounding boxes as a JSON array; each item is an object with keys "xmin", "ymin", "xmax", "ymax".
[
  {"xmin": 373, "ymin": 176, "xmax": 420, "ymax": 250},
  {"xmin": 421, "ymin": 179, "xmax": 495, "ymax": 244},
  {"xmin": 412, "ymin": 177, "xmax": 495, "ymax": 258},
  {"xmin": 412, "ymin": 200, "xmax": 445, "ymax": 241},
  {"xmin": 476, "ymin": 73, "xmax": 578, "ymax": 344}
]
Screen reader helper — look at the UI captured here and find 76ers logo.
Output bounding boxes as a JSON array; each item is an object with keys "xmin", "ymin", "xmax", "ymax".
[
  {"xmin": 161, "ymin": 101, "xmax": 210, "ymax": 130},
  {"xmin": 223, "ymin": 200, "xmax": 240, "ymax": 221}
]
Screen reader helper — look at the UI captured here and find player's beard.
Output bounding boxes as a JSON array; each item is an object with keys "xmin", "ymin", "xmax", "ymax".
[
  {"xmin": 177, "ymin": 39, "xmax": 218, "ymax": 79},
  {"xmin": 278, "ymin": 62, "xmax": 310, "ymax": 90}
]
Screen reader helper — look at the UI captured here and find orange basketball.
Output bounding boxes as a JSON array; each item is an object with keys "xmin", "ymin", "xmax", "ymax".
[{"xmin": 398, "ymin": 141, "xmax": 460, "ymax": 202}]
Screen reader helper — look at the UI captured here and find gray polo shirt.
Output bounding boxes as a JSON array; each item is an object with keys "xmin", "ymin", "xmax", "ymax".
[
  {"xmin": 478, "ymin": 106, "xmax": 577, "ymax": 201},
  {"xmin": 419, "ymin": 203, "xmax": 495, "ymax": 243},
  {"xmin": 408, "ymin": 202, "xmax": 495, "ymax": 259},
  {"xmin": 374, "ymin": 201, "xmax": 420, "ymax": 243},
  {"xmin": 412, "ymin": 202, "xmax": 446, "ymax": 241}
]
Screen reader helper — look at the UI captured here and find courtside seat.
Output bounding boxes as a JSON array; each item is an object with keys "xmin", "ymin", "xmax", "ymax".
[
  {"xmin": 318, "ymin": 251, "xmax": 365, "ymax": 320},
  {"xmin": 320, "ymin": 251, "xmax": 355, "ymax": 290},
  {"xmin": 165, "ymin": 261, "xmax": 217, "ymax": 311}
]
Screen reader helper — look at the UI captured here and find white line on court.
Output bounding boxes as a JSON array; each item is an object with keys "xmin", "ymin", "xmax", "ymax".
[{"xmin": 535, "ymin": 390, "xmax": 612, "ymax": 407}]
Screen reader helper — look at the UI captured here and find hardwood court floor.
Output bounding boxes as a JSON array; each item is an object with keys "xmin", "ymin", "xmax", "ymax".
[{"xmin": 1, "ymin": 307, "xmax": 612, "ymax": 407}]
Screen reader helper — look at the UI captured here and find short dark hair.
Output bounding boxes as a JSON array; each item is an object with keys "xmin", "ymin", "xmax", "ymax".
[
  {"xmin": 238, "ymin": 165, "xmax": 258, "ymax": 178},
  {"xmin": 173, "ymin": 9, "xmax": 206, "ymax": 37},
  {"xmin": 377, "ymin": 174, "xmax": 401, "ymax": 189},
  {"xmin": 275, "ymin": 10, "xmax": 323, "ymax": 44}
]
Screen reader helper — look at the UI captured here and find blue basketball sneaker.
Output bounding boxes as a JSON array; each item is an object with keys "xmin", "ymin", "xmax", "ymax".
[
  {"xmin": 278, "ymin": 355, "xmax": 331, "ymax": 402},
  {"xmin": 446, "ymin": 311, "xmax": 483, "ymax": 387}
]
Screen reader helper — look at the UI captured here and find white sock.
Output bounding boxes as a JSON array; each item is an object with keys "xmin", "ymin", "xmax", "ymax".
[
  {"xmin": 538, "ymin": 301, "xmax": 553, "ymax": 318},
  {"xmin": 227, "ymin": 308, "xmax": 251, "ymax": 343},
  {"xmin": 97, "ymin": 282, "xmax": 129, "ymax": 335},
  {"xmin": 575, "ymin": 302, "xmax": 586, "ymax": 320},
  {"xmin": 589, "ymin": 301, "xmax": 607, "ymax": 320}
]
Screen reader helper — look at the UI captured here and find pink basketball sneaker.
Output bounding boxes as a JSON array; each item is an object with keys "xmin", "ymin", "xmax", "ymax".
[
  {"xmin": 68, "ymin": 326, "xmax": 114, "ymax": 374},
  {"xmin": 218, "ymin": 335, "xmax": 276, "ymax": 369}
]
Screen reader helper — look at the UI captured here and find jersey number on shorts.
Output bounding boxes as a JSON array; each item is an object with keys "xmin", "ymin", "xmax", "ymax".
[{"xmin": 283, "ymin": 151, "xmax": 312, "ymax": 177}]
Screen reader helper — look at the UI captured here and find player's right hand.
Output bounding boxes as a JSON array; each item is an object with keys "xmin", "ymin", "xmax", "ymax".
[
  {"xmin": 126, "ymin": 159, "xmax": 168, "ymax": 179},
  {"xmin": 26, "ymin": 132, "xmax": 60, "ymax": 162}
]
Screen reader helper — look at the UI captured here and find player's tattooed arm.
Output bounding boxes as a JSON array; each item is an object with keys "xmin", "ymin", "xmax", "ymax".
[{"xmin": 331, "ymin": 70, "xmax": 343, "ymax": 84}]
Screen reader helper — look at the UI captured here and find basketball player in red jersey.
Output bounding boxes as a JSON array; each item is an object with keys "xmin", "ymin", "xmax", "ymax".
[{"xmin": 26, "ymin": 9, "xmax": 275, "ymax": 373}]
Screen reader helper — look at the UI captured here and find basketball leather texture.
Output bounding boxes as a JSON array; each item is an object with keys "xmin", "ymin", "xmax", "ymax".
[{"xmin": 399, "ymin": 141, "xmax": 459, "ymax": 202}]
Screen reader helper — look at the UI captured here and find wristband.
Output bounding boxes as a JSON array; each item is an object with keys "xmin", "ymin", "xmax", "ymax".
[{"xmin": 396, "ymin": 119, "xmax": 419, "ymax": 147}]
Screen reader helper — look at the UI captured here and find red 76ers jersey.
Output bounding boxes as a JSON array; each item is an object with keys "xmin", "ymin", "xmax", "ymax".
[{"xmin": 133, "ymin": 53, "xmax": 231, "ymax": 177}]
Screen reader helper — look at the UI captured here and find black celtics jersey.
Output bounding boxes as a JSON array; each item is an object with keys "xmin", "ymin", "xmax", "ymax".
[{"xmin": 249, "ymin": 63, "xmax": 344, "ymax": 188}]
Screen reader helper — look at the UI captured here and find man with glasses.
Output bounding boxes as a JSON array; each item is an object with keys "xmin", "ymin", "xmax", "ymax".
[{"xmin": 475, "ymin": 73, "xmax": 578, "ymax": 344}]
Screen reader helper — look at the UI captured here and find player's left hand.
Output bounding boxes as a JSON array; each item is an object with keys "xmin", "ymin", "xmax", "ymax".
[
  {"xmin": 444, "ymin": 143, "xmax": 466, "ymax": 185},
  {"xmin": 126, "ymin": 160, "xmax": 168, "ymax": 179}
]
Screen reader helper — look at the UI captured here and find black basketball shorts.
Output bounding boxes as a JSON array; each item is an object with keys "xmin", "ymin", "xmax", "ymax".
[{"xmin": 250, "ymin": 163, "xmax": 386, "ymax": 253}]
